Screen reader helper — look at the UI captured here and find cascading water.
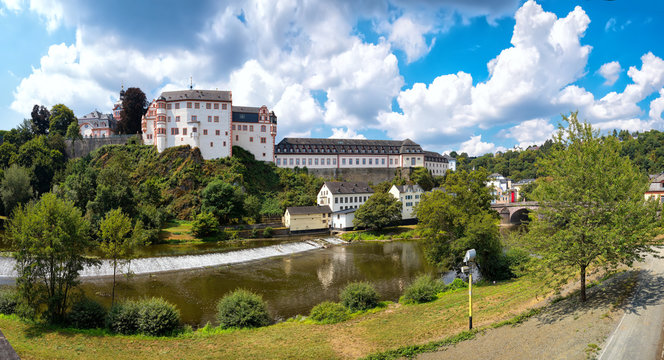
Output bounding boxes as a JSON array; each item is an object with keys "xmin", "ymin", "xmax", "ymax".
[{"xmin": 0, "ymin": 237, "xmax": 348, "ymax": 279}]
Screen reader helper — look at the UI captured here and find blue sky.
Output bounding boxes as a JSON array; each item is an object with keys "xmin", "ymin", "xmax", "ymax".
[{"xmin": 1, "ymin": 0, "xmax": 663, "ymax": 155}]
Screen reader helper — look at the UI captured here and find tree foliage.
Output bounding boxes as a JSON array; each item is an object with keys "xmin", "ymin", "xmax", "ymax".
[
  {"xmin": 354, "ymin": 192, "xmax": 402, "ymax": 231},
  {"xmin": 416, "ymin": 169, "xmax": 507, "ymax": 280},
  {"xmin": 100, "ymin": 209, "xmax": 138, "ymax": 305},
  {"xmin": 7, "ymin": 193, "xmax": 95, "ymax": 322},
  {"xmin": 0, "ymin": 164, "xmax": 33, "ymax": 215},
  {"xmin": 31, "ymin": 104, "xmax": 50, "ymax": 135},
  {"xmin": 49, "ymin": 104, "xmax": 77, "ymax": 136},
  {"xmin": 201, "ymin": 179, "xmax": 245, "ymax": 224},
  {"xmin": 410, "ymin": 167, "xmax": 436, "ymax": 191},
  {"xmin": 118, "ymin": 87, "xmax": 147, "ymax": 134},
  {"xmin": 529, "ymin": 112, "xmax": 662, "ymax": 301}
]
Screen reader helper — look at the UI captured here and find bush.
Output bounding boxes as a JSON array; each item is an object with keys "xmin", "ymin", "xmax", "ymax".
[
  {"xmin": 309, "ymin": 301, "xmax": 349, "ymax": 324},
  {"xmin": 505, "ymin": 247, "xmax": 531, "ymax": 277},
  {"xmin": 68, "ymin": 298, "xmax": 107, "ymax": 329},
  {"xmin": 251, "ymin": 228, "xmax": 259, "ymax": 238},
  {"xmin": 191, "ymin": 212, "xmax": 219, "ymax": 238},
  {"xmin": 445, "ymin": 278, "xmax": 468, "ymax": 291},
  {"xmin": 402, "ymin": 275, "xmax": 443, "ymax": 304},
  {"xmin": 0, "ymin": 289, "xmax": 18, "ymax": 315},
  {"xmin": 340, "ymin": 282, "xmax": 380, "ymax": 312},
  {"xmin": 107, "ymin": 301, "xmax": 141, "ymax": 334},
  {"xmin": 262, "ymin": 227, "xmax": 274, "ymax": 238},
  {"xmin": 137, "ymin": 297, "xmax": 180, "ymax": 336},
  {"xmin": 216, "ymin": 289, "xmax": 271, "ymax": 329}
]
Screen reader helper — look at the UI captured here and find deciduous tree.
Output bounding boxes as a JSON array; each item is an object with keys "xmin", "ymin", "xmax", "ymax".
[
  {"xmin": 0, "ymin": 164, "xmax": 33, "ymax": 215},
  {"xmin": 30, "ymin": 104, "xmax": 50, "ymax": 135},
  {"xmin": 353, "ymin": 192, "xmax": 402, "ymax": 231},
  {"xmin": 49, "ymin": 104, "xmax": 77, "ymax": 136},
  {"xmin": 529, "ymin": 112, "xmax": 662, "ymax": 301},
  {"xmin": 100, "ymin": 209, "xmax": 139, "ymax": 305},
  {"xmin": 118, "ymin": 87, "xmax": 147, "ymax": 134},
  {"xmin": 201, "ymin": 179, "xmax": 245, "ymax": 224},
  {"xmin": 7, "ymin": 193, "xmax": 95, "ymax": 322}
]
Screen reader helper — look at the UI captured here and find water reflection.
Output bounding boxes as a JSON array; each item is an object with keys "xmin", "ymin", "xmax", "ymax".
[{"xmin": 80, "ymin": 240, "xmax": 437, "ymax": 326}]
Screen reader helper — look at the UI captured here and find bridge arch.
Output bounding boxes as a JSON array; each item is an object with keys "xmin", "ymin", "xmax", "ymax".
[{"xmin": 510, "ymin": 208, "xmax": 531, "ymax": 225}]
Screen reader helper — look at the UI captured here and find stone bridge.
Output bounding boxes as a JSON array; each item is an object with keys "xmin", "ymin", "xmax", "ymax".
[{"xmin": 491, "ymin": 201, "xmax": 539, "ymax": 225}]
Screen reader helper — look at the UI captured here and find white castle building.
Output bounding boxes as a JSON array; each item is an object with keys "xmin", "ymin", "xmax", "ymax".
[
  {"xmin": 78, "ymin": 110, "xmax": 116, "ymax": 138},
  {"xmin": 141, "ymin": 89, "xmax": 277, "ymax": 161},
  {"xmin": 274, "ymin": 138, "xmax": 451, "ymax": 174}
]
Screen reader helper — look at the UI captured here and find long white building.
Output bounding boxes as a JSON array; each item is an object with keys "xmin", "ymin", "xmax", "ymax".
[
  {"xmin": 141, "ymin": 89, "xmax": 277, "ymax": 161},
  {"xmin": 317, "ymin": 181, "xmax": 374, "ymax": 212}
]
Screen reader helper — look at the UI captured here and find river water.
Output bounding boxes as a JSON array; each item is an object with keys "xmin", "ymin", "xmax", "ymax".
[{"xmin": 78, "ymin": 240, "xmax": 436, "ymax": 326}]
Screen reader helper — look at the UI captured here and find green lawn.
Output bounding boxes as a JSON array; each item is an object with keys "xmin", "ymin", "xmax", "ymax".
[
  {"xmin": 0, "ymin": 276, "xmax": 548, "ymax": 360},
  {"xmin": 341, "ymin": 226, "xmax": 419, "ymax": 242}
]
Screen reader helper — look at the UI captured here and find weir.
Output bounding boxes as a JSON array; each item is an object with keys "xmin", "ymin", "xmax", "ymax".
[{"xmin": 0, "ymin": 237, "xmax": 347, "ymax": 279}]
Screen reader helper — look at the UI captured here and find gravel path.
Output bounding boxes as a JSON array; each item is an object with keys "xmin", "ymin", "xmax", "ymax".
[{"xmin": 417, "ymin": 270, "xmax": 638, "ymax": 360}]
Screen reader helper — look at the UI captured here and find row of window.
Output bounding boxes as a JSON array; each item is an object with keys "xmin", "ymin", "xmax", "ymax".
[
  {"xmin": 404, "ymin": 195, "xmax": 420, "ymax": 200},
  {"xmin": 167, "ymin": 102, "xmax": 228, "ymax": 110},
  {"xmin": 276, "ymin": 147, "xmax": 423, "ymax": 154},
  {"xmin": 232, "ymin": 124, "xmax": 268, "ymax": 132},
  {"xmin": 334, "ymin": 196, "xmax": 368, "ymax": 204}
]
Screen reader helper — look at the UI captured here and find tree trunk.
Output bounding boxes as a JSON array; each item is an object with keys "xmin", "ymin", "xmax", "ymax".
[{"xmin": 580, "ymin": 264, "xmax": 587, "ymax": 302}]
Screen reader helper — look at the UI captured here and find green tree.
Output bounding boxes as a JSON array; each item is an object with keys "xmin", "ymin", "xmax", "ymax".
[
  {"xmin": 0, "ymin": 164, "xmax": 33, "ymax": 215},
  {"xmin": 0, "ymin": 142, "xmax": 17, "ymax": 169},
  {"xmin": 11, "ymin": 136, "xmax": 65, "ymax": 195},
  {"xmin": 31, "ymin": 104, "xmax": 51, "ymax": 135},
  {"xmin": 353, "ymin": 192, "xmax": 402, "ymax": 231},
  {"xmin": 118, "ymin": 87, "xmax": 147, "ymax": 134},
  {"xmin": 99, "ymin": 209, "xmax": 138, "ymax": 305},
  {"xmin": 244, "ymin": 195, "xmax": 262, "ymax": 222},
  {"xmin": 416, "ymin": 169, "xmax": 506, "ymax": 279},
  {"xmin": 7, "ymin": 193, "xmax": 95, "ymax": 322},
  {"xmin": 410, "ymin": 167, "xmax": 435, "ymax": 191},
  {"xmin": 529, "ymin": 112, "xmax": 662, "ymax": 301},
  {"xmin": 49, "ymin": 104, "xmax": 77, "ymax": 136},
  {"xmin": 3, "ymin": 120, "xmax": 34, "ymax": 147},
  {"xmin": 201, "ymin": 179, "xmax": 245, "ymax": 224}
]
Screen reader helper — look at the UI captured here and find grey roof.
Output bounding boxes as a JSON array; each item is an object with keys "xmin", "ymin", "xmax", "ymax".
[
  {"xmin": 79, "ymin": 110, "xmax": 113, "ymax": 121},
  {"xmin": 275, "ymin": 138, "xmax": 423, "ymax": 155},
  {"xmin": 325, "ymin": 181, "xmax": 374, "ymax": 195},
  {"xmin": 442, "ymin": 154, "xmax": 456, "ymax": 161},
  {"xmin": 424, "ymin": 151, "xmax": 448, "ymax": 162},
  {"xmin": 159, "ymin": 90, "xmax": 232, "ymax": 102},
  {"xmin": 286, "ymin": 205, "xmax": 331, "ymax": 215},
  {"xmin": 233, "ymin": 106, "xmax": 260, "ymax": 113},
  {"xmin": 333, "ymin": 208, "xmax": 357, "ymax": 214},
  {"xmin": 393, "ymin": 184, "xmax": 424, "ymax": 193},
  {"xmin": 513, "ymin": 178, "xmax": 535, "ymax": 186}
]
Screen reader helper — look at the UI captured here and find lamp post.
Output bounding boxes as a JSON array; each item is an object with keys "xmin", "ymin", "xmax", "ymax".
[{"xmin": 462, "ymin": 249, "xmax": 476, "ymax": 330}]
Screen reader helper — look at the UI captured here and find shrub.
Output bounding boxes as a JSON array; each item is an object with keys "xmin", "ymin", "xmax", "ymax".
[
  {"xmin": 251, "ymin": 228, "xmax": 259, "ymax": 238},
  {"xmin": 446, "ymin": 278, "xmax": 468, "ymax": 291},
  {"xmin": 106, "ymin": 301, "xmax": 141, "ymax": 334},
  {"xmin": 262, "ymin": 227, "xmax": 274, "ymax": 238},
  {"xmin": 505, "ymin": 247, "xmax": 532, "ymax": 277},
  {"xmin": 68, "ymin": 298, "xmax": 107, "ymax": 329},
  {"xmin": 216, "ymin": 289, "xmax": 271, "ymax": 329},
  {"xmin": 0, "ymin": 289, "xmax": 18, "ymax": 315},
  {"xmin": 309, "ymin": 301, "xmax": 350, "ymax": 324},
  {"xmin": 191, "ymin": 212, "xmax": 219, "ymax": 238},
  {"xmin": 402, "ymin": 275, "xmax": 443, "ymax": 304},
  {"xmin": 340, "ymin": 282, "xmax": 380, "ymax": 312},
  {"xmin": 137, "ymin": 297, "xmax": 180, "ymax": 336}
]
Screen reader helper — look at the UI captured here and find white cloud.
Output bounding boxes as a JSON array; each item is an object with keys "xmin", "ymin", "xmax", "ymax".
[
  {"xmin": 458, "ymin": 135, "xmax": 503, "ymax": 156},
  {"xmin": 598, "ymin": 61, "xmax": 622, "ymax": 86},
  {"xmin": 499, "ymin": 118, "xmax": 555, "ymax": 149},
  {"xmin": 605, "ymin": 18, "xmax": 616, "ymax": 32},
  {"xmin": 649, "ymin": 89, "xmax": 664, "ymax": 122},
  {"xmin": 329, "ymin": 128, "xmax": 366, "ymax": 139},
  {"xmin": 0, "ymin": 0, "xmax": 22, "ymax": 11},
  {"xmin": 382, "ymin": 15, "xmax": 436, "ymax": 63}
]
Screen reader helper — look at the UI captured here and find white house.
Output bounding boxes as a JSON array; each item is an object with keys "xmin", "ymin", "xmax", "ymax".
[
  {"xmin": 444, "ymin": 154, "xmax": 457, "ymax": 171},
  {"xmin": 424, "ymin": 151, "xmax": 449, "ymax": 176},
  {"xmin": 331, "ymin": 208, "xmax": 356, "ymax": 230},
  {"xmin": 512, "ymin": 178, "xmax": 535, "ymax": 201},
  {"xmin": 388, "ymin": 184, "xmax": 424, "ymax": 220},
  {"xmin": 317, "ymin": 181, "xmax": 374, "ymax": 212},
  {"xmin": 78, "ymin": 110, "xmax": 115, "ymax": 138}
]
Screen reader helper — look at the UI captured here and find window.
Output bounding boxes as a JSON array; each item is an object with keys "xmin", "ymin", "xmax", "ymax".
[
  {"xmin": 243, "ymin": 125, "xmax": 248, "ymax": 131},
  {"xmin": 364, "ymin": 196, "xmax": 367, "ymax": 202},
  {"xmin": 250, "ymin": 125, "xmax": 254, "ymax": 131},
  {"xmin": 406, "ymin": 202, "xmax": 413, "ymax": 207},
  {"xmin": 335, "ymin": 198, "xmax": 338, "ymax": 204},
  {"xmin": 167, "ymin": 104, "xmax": 172, "ymax": 110},
  {"xmin": 260, "ymin": 137, "xmax": 266, "ymax": 143},
  {"xmin": 308, "ymin": 158, "xmax": 312, "ymax": 165},
  {"xmin": 369, "ymin": 159, "xmax": 372, "ymax": 165},
  {"xmin": 277, "ymin": 158, "xmax": 281, "ymax": 165},
  {"xmin": 206, "ymin": 103, "xmax": 211, "ymax": 109},
  {"xmin": 232, "ymin": 125, "xmax": 236, "ymax": 130},
  {"xmin": 296, "ymin": 159, "xmax": 300, "ymax": 166},
  {"xmin": 223, "ymin": 141, "xmax": 226, "ymax": 146},
  {"xmin": 175, "ymin": 116, "xmax": 180, "ymax": 122},
  {"xmin": 208, "ymin": 116, "xmax": 212, "ymax": 122},
  {"xmin": 261, "ymin": 125, "xmax": 266, "ymax": 132},
  {"xmin": 225, "ymin": 131, "xmax": 228, "ymax": 136},
  {"xmin": 167, "ymin": 116, "xmax": 171, "ymax": 122},
  {"xmin": 210, "ymin": 142, "xmax": 213, "ymax": 147},
  {"xmin": 354, "ymin": 196, "xmax": 358, "ymax": 202},
  {"xmin": 342, "ymin": 158, "xmax": 346, "ymax": 165},
  {"xmin": 216, "ymin": 130, "xmax": 220, "ymax": 135},
  {"xmin": 194, "ymin": 102, "xmax": 200, "ymax": 109},
  {"xmin": 187, "ymin": 102, "xmax": 192, "ymax": 108},
  {"xmin": 327, "ymin": 158, "xmax": 330, "ymax": 165},
  {"xmin": 333, "ymin": 159, "xmax": 336, "ymax": 165},
  {"xmin": 289, "ymin": 158, "xmax": 293, "ymax": 165},
  {"xmin": 236, "ymin": 135, "xmax": 239, "ymax": 141},
  {"xmin": 382, "ymin": 158, "xmax": 385, "ymax": 165},
  {"xmin": 362, "ymin": 158, "xmax": 366, "ymax": 165},
  {"xmin": 315, "ymin": 158, "xmax": 319, "ymax": 165},
  {"xmin": 203, "ymin": 129, "xmax": 208, "ymax": 135},
  {"xmin": 183, "ymin": 128, "xmax": 187, "ymax": 135},
  {"xmin": 192, "ymin": 127, "xmax": 197, "ymax": 132},
  {"xmin": 214, "ymin": 103, "xmax": 219, "ymax": 110},
  {"xmin": 175, "ymin": 103, "xmax": 180, "ymax": 109},
  {"xmin": 193, "ymin": 115, "xmax": 199, "ymax": 122},
  {"xmin": 214, "ymin": 116, "xmax": 219, "ymax": 122},
  {"xmin": 250, "ymin": 137, "xmax": 253, "ymax": 142},
  {"xmin": 222, "ymin": 103, "xmax": 227, "ymax": 110}
]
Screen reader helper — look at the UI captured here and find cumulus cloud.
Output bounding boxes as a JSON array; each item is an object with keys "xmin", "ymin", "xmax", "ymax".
[
  {"xmin": 598, "ymin": 61, "xmax": 622, "ymax": 86},
  {"xmin": 499, "ymin": 118, "xmax": 555, "ymax": 149},
  {"xmin": 383, "ymin": 15, "xmax": 436, "ymax": 63},
  {"xmin": 458, "ymin": 135, "xmax": 504, "ymax": 156},
  {"xmin": 329, "ymin": 128, "xmax": 366, "ymax": 139}
]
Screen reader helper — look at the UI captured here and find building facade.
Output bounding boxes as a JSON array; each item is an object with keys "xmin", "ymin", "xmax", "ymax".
[
  {"xmin": 141, "ymin": 89, "xmax": 277, "ymax": 161},
  {"xmin": 78, "ymin": 110, "xmax": 115, "ymax": 138},
  {"xmin": 317, "ymin": 181, "xmax": 374, "ymax": 212},
  {"xmin": 283, "ymin": 206, "xmax": 332, "ymax": 232},
  {"xmin": 331, "ymin": 208, "xmax": 356, "ymax": 230},
  {"xmin": 388, "ymin": 184, "xmax": 424, "ymax": 220},
  {"xmin": 645, "ymin": 174, "xmax": 664, "ymax": 203},
  {"xmin": 424, "ymin": 151, "xmax": 449, "ymax": 176}
]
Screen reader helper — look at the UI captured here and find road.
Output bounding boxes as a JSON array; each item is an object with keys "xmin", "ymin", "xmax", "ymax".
[{"xmin": 599, "ymin": 248, "xmax": 664, "ymax": 360}]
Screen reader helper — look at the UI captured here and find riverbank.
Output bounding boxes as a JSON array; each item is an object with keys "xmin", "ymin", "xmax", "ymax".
[{"xmin": 0, "ymin": 275, "xmax": 546, "ymax": 359}]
